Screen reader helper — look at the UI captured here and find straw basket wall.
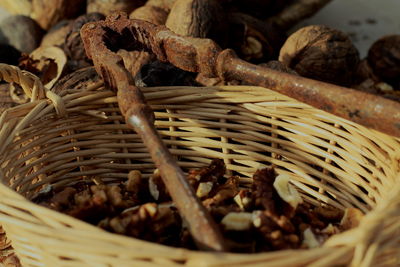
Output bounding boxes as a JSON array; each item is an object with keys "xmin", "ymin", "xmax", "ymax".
[{"xmin": 0, "ymin": 64, "xmax": 399, "ymax": 267}]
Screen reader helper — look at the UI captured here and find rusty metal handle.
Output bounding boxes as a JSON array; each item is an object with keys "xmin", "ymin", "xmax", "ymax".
[
  {"xmin": 81, "ymin": 13, "xmax": 400, "ymax": 138},
  {"xmin": 81, "ymin": 13, "xmax": 227, "ymax": 251}
]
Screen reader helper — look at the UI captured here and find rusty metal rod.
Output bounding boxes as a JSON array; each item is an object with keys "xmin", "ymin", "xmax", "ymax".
[
  {"xmin": 81, "ymin": 13, "xmax": 400, "ymax": 136},
  {"xmin": 216, "ymin": 49, "xmax": 400, "ymax": 137},
  {"xmin": 81, "ymin": 14, "xmax": 227, "ymax": 252},
  {"xmin": 80, "ymin": 14, "xmax": 400, "ymax": 138}
]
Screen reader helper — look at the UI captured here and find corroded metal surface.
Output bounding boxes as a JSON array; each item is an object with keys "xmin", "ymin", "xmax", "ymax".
[
  {"xmin": 217, "ymin": 50, "xmax": 400, "ymax": 137},
  {"xmin": 82, "ymin": 13, "xmax": 400, "ymax": 138},
  {"xmin": 81, "ymin": 13, "xmax": 227, "ymax": 252}
]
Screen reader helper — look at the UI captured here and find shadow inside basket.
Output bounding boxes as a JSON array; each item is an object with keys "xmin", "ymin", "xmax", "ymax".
[{"xmin": 0, "ymin": 85, "xmax": 399, "ymax": 266}]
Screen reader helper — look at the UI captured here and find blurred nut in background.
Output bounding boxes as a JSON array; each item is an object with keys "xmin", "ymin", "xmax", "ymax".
[
  {"xmin": 87, "ymin": 0, "xmax": 146, "ymax": 16},
  {"xmin": 40, "ymin": 20, "xmax": 72, "ymax": 48},
  {"xmin": 166, "ymin": 0, "xmax": 225, "ymax": 42},
  {"xmin": 63, "ymin": 13, "xmax": 105, "ymax": 71},
  {"xmin": 367, "ymin": 35, "xmax": 400, "ymax": 88},
  {"xmin": 31, "ymin": 0, "xmax": 86, "ymax": 30},
  {"xmin": 129, "ymin": 5, "xmax": 168, "ymax": 25},
  {"xmin": 0, "ymin": 15, "xmax": 43, "ymax": 53}
]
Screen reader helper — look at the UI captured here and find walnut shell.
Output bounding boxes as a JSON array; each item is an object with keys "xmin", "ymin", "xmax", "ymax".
[
  {"xmin": 165, "ymin": 0, "xmax": 225, "ymax": 40},
  {"xmin": 146, "ymin": 0, "xmax": 177, "ymax": 12},
  {"xmin": 367, "ymin": 35, "xmax": 400, "ymax": 86},
  {"xmin": 40, "ymin": 20, "xmax": 72, "ymax": 48},
  {"xmin": 129, "ymin": 5, "xmax": 168, "ymax": 25},
  {"xmin": 31, "ymin": 0, "xmax": 86, "ymax": 30},
  {"xmin": 87, "ymin": 0, "xmax": 145, "ymax": 16},
  {"xmin": 0, "ymin": 15, "xmax": 43, "ymax": 53},
  {"xmin": 259, "ymin": 61, "xmax": 298, "ymax": 75},
  {"xmin": 63, "ymin": 13, "xmax": 105, "ymax": 70},
  {"xmin": 279, "ymin": 25, "xmax": 360, "ymax": 86}
]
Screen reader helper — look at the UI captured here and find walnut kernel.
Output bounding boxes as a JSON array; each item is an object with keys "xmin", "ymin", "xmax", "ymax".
[
  {"xmin": 273, "ymin": 174, "xmax": 303, "ymax": 209},
  {"xmin": 221, "ymin": 212, "xmax": 253, "ymax": 231}
]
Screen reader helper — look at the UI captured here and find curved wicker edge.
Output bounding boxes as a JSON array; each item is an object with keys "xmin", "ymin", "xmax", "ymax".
[
  {"xmin": 0, "ymin": 85, "xmax": 398, "ymax": 266},
  {"xmin": 0, "ymin": 64, "xmax": 45, "ymax": 102}
]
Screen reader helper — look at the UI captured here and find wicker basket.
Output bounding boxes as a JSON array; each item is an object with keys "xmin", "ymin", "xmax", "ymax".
[{"xmin": 0, "ymin": 64, "xmax": 399, "ymax": 267}]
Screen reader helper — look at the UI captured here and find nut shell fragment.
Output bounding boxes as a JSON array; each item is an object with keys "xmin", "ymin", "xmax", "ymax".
[
  {"xmin": 340, "ymin": 208, "xmax": 364, "ymax": 231},
  {"xmin": 221, "ymin": 212, "xmax": 253, "ymax": 231},
  {"xmin": 302, "ymin": 227, "xmax": 320, "ymax": 248},
  {"xmin": 273, "ymin": 174, "xmax": 303, "ymax": 209}
]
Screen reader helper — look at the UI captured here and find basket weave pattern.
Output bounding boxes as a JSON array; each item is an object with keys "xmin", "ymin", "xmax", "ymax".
[{"xmin": 0, "ymin": 65, "xmax": 399, "ymax": 266}]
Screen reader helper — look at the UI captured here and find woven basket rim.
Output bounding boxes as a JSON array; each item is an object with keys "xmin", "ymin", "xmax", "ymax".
[{"xmin": 0, "ymin": 65, "xmax": 399, "ymax": 266}]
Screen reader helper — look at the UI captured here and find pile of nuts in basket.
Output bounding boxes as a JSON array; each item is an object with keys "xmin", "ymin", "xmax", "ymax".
[{"xmin": 33, "ymin": 160, "xmax": 363, "ymax": 252}]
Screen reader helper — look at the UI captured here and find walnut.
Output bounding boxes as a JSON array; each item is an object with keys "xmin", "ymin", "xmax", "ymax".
[
  {"xmin": 234, "ymin": 189, "xmax": 252, "ymax": 210},
  {"xmin": 367, "ymin": 35, "xmax": 400, "ymax": 87},
  {"xmin": 196, "ymin": 182, "xmax": 214, "ymax": 198},
  {"xmin": 40, "ymin": 20, "xmax": 72, "ymax": 48},
  {"xmin": 165, "ymin": 0, "xmax": 226, "ymax": 42},
  {"xmin": 221, "ymin": 212, "xmax": 253, "ymax": 231},
  {"xmin": 49, "ymin": 187, "xmax": 77, "ymax": 210},
  {"xmin": 51, "ymin": 66, "xmax": 101, "ymax": 95},
  {"xmin": 33, "ymin": 161, "xmax": 349, "ymax": 252},
  {"xmin": 302, "ymin": 227, "xmax": 320, "ymax": 248},
  {"xmin": 0, "ymin": 15, "xmax": 44, "ymax": 53},
  {"xmin": 105, "ymin": 185, "xmax": 124, "ymax": 208},
  {"xmin": 63, "ymin": 13, "xmax": 105, "ymax": 71},
  {"xmin": 252, "ymin": 211, "xmax": 299, "ymax": 250},
  {"xmin": 227, "ymin": 12, "xmax": 284, "ymax": 62},
  {"xmin": 202, "ymin": 159, "xmax": 227, "ymax": 181},
  {"xmin": 340, "ymin": 207, "xmax": 364, "ymax": 231},
  {"xmin": 203, "ymin": 176, "xmax": 239, "ymax": 208},
  {"xmin": 125, "ymin": 170, "xmax": 149, "ymax": 201},
  {"xmin": 273, "ymin": 174, "xmax": 303, "ymax": 209},
  {"xmin": 146, "ymin": 0, "xmax": 177, "ymax": 12},
  {"xmin": 102, "ymin": 203, "xmax": 182, "ymax": 245},
  {"xmin": 320, "ymin": 223, "xmax": 339, "ymax": 235},
  {"xmin": 354, "ymin": 59, "xmax": 380, "ymax": 84},
  {"xmin": 252, "ymin": 168, "xmax": 295, "ymax": 230},
  {"xmin": 134, "ymin": 60, "xmax": 198, "ymax": 87},
  {"xmin": 129, "ymin": 5, "xmax": 169, "ymax": 25},
  {"xmin": 279, "ymin": 25, "xmax": 360, "ymax": 86},
  {"xmin": 87, "ymin": 0, "xmax": 145, "ymax": 16},
  {"xmin": 315, "ymin": 205, "xmax": 344, "ymax": 222},
  {"xmin": 148, "ymin": 169, "xmax": 170, "ymax": 202},
  {"xmin": 31, "ymin": 0, "xmax": 86, "ymax": 30},
  {"xmin": 295, "ymin": 203, "xmax": 327, "ymax": 230},
  {"xmin": 187, "ymin": 159, "xmax": 226, "ymax": 190},
  {"xmin": 208, "ymin": 204, "xmax": 241, "ymax": 222}
]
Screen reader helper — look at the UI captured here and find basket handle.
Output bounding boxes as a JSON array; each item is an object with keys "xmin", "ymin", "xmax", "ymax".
[{"xmin": 0, "ymin": 64, "xmax": 66, "ymax": 116}]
